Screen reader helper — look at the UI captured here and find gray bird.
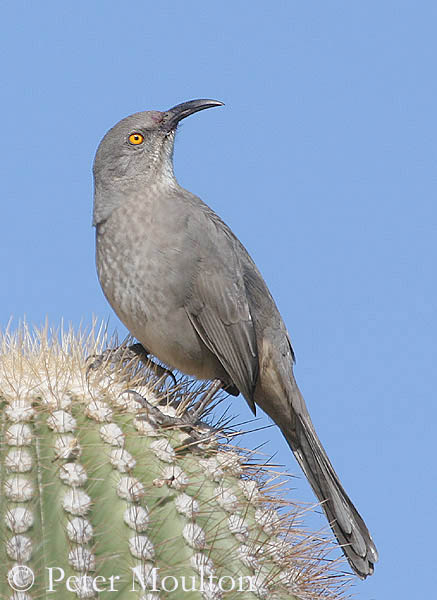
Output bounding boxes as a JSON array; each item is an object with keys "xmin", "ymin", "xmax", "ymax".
[{"xmin": 93, "ymin": 99, "xmax": 378, "ymax": 578}]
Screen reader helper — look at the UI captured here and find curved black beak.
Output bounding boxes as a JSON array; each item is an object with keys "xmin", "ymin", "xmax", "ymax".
[{"xmin": 164, "ymin": 98, "xmax": 224, "ymax": 131}]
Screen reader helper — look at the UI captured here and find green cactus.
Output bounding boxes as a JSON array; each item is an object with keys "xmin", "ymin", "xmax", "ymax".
[{"xmin": 0, "ymin": 324, "xmax": 349, "ymax": 599}]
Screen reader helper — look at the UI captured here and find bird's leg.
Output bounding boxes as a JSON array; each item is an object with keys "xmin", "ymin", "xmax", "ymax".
[
  {"xmin": 190, "ymin": 379, "xmax": 224, "ymax": 421},
  {"xmin": 86, "ymin": 342, "xmax": 177, "ymax": 386},
  {"xmin": 128, "ymin": 343, "xmax": 177, "ymax": 386}
]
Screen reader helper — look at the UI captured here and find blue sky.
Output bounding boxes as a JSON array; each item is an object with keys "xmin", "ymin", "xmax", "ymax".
[{"xmin": 1, "ymin": 2, "xmax": 436, "ymax": 598}]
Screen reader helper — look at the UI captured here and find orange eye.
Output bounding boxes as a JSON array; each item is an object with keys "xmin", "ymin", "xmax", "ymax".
[{"xmin": 128, "ymin": 132, "xmax": 144, "ymax": 145}]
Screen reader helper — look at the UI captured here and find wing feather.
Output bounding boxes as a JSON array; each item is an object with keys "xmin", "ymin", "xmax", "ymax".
[{"xmin": 185, "ymin": 254, "xmax": 258, "ymax": 410}]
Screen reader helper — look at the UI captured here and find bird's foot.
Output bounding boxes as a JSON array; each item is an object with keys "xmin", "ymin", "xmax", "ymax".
[
  {"xmin": 86, "ymin": 343, "xmax": 177, "ymax": 387},
  {"xmin": 129, "ymin": 389, "xmax": 218, "ymax": 448}
]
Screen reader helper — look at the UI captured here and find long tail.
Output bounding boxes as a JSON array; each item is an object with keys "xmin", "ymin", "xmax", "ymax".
[{"xmin": 258, "ymin": 376, "xmax": 378, "ymax": 578}]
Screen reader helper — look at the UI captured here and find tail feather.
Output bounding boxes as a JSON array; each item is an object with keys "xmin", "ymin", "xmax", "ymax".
[{"xmin": 270, "ymin": 380, "xmax": 379, "ymax": 578}]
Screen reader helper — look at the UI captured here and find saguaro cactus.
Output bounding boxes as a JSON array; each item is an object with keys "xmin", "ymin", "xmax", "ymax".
[{"xmin": 0, "ymin": 324, "xmax": 348, "ymax": 599}]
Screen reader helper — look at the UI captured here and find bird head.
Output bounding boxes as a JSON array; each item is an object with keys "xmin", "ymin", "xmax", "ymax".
[{"xmin": 93, "ymin": 99, "xmax": 224, "ymax": 185}]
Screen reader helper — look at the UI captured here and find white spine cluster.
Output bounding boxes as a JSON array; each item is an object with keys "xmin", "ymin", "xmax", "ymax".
[
  {"xmin": 159, "ymin": 465, "xmax": 189, "ymax": 489},
  {"xmin": 93, "ymin": 395, "xmax": 158, "ymax": 594},
  {"xmin": 175, "ymin": 493, "xmax": 199, "ymax": 518},
  {"xmin": 178, "ymin": 492, "xmax": 214, "ymax": 600},
  {"xmin": 198, "ymin": 457, "xmax": 224, "ymax": 482},
  {"xmin": 214, "ymin": 484, "xmax": 239, "ymax": 512},
  {"xmin": 150, "ymin": 438, "xmax": 176, "ymax": 463},
  {"xmin": 66, "ymin": 517, "xmax": 94, "ymax": 544},
  {"xmin": 49, "ymin": 396, "xmax": 96, "ymax": 596},
  {"xmin": 99, "ymin": 422, "xmax": 125, "ymax": 446},
  {"xmin": 85, "ymin": 399, "xmax": 113, "ymax": 422},
  {"xmin": 117, "ymin": 476, "xmax": 145, "ymax": 501},
  {"xmin": 255, "ymin": 508, "xmax": 281, "ymax": 535},
  {"xmin": 3, "ymin": 397, "xmax": 35, "ymax": 599},
  {"xmin": 110, "ymin": 447, "xmax": 137, "ymax": 472},
  {"xmin": 124, "ymin": 505, "xmax": 150, "ymax": 531}
]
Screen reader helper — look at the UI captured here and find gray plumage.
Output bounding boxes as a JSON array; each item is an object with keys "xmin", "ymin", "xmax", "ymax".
[{"xmin": 93, "ymin": 99, "xmax": 378, "ymax": 578}]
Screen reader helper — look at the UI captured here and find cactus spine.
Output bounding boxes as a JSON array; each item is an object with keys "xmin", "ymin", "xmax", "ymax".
[{"xmin": 0, "ymin": 324, "xmax": 349, "ymax": 599}]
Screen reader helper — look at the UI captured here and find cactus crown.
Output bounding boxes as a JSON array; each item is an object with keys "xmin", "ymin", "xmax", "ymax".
[{"xmin": 0, "ymin": 323, "xmax": 350, "ymax": 599}]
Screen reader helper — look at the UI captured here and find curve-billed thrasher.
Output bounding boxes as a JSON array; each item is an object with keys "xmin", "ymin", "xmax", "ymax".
[{"xmin": 93, "ymin": 99, "xmax": 378, "ymax": 578}]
